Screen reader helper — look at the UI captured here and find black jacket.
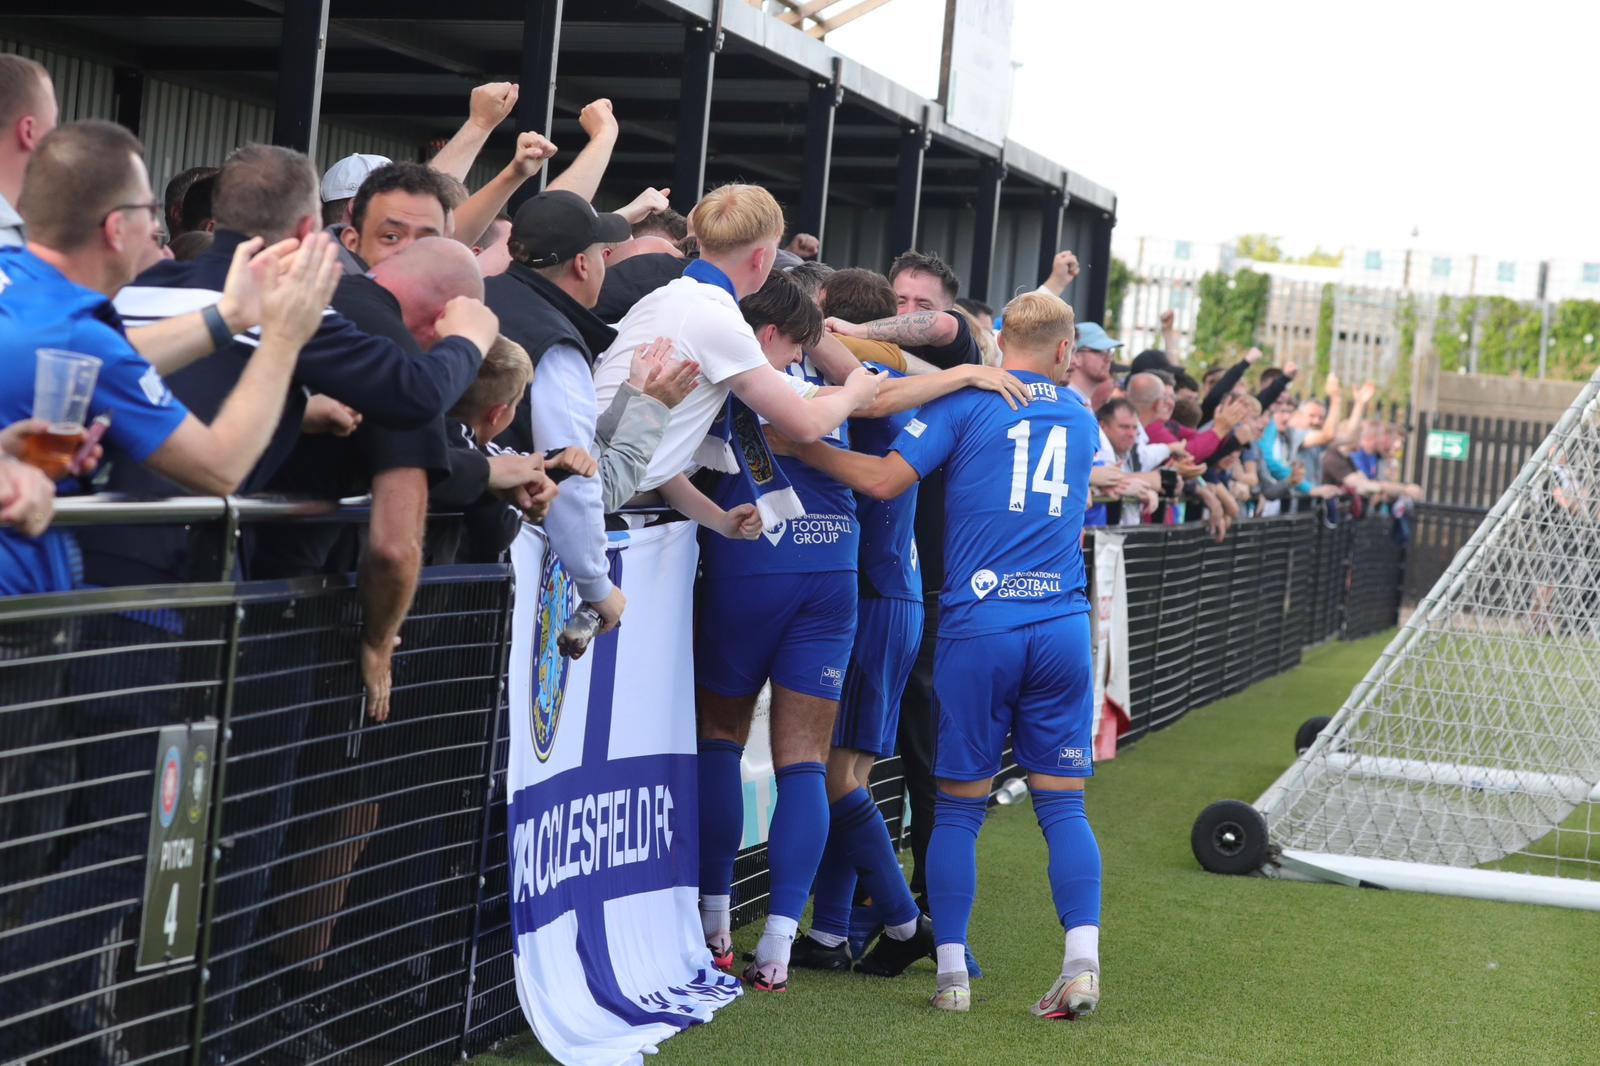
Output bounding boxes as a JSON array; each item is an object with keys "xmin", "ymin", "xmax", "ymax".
[
  {"xmin": 483, "ymin": 263, "xmax": 617, "ymax": 454},
  {"xmin": 592, "ymin": 252, "xmax": 688, "ymax": 325}
]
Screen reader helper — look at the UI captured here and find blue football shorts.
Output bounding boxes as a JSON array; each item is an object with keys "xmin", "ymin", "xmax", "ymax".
[
  {"xmin": 931, "ymin": 612, "xmax": 1095, "ymax": 781},
  {"xmin": 833, "ymin": 595, "xmax": 923, "ymax": 757},
  {"xmin": 696, "ymin": 571, "xmax": 858, "ymax": 701}
]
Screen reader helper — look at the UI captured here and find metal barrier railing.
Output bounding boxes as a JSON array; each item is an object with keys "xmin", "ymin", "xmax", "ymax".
[
  {"xmin": 0, "ymin": 496, "xmax": 1403, "ymax": 1064},
  {"xmin": 1086, "ymin": 499, "xmax": 1401, "ymax": 746}
]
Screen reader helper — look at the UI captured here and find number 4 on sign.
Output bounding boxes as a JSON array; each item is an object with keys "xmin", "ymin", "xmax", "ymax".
[
  {"xmin": 163, "ymin": 883, "xmax": 179, "ymax": 947},
  {"xmin": 1007, "ymin": 420, "xmax": 1071, "ymax": 516}
]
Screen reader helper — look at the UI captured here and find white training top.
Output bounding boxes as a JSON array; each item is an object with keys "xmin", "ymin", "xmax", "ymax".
[{"xmin": 591, "ymin": 276, "xmax": 768, "ymax": 493}]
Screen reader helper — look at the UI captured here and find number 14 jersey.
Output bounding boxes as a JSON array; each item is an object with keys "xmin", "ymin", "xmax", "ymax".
[{"xmin": 892, "ymin": 369, "xmax": 1097, "ymax": 638}]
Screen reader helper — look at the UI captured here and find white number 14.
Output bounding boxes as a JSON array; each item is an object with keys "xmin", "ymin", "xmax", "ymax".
[{"xmin": 1006, "ymin": 420, "xmax": 1070, "ymax": 516}]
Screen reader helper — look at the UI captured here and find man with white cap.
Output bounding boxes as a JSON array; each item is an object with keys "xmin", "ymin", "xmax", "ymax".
[
  {"xmin": 321, "ymin": 152, "xmax": 390, "ymax": 227},
  {"xmin": 321, "ymin": 152, "xmax": 391, "ymax": 273}
]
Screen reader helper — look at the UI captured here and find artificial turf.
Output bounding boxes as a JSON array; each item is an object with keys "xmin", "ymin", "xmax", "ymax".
[{"xmin": 480, "ymin": 634, "xmax": 1600, "ymax": 1066}]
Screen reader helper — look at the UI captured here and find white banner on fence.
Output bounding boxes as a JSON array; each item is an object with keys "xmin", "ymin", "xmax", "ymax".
[
  {"xmin": 506, "ymin": 522, "xmax": 741, "ymax": 1066},
  {"xmin": 1093, "ymin": 532, "xmax": 1132, "ymax": 759}
]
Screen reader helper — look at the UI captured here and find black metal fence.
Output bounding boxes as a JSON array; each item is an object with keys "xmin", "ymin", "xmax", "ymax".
[
  {"xmin": 1411, "ymin": 410, "xmax": 1552, "ymax": 511},
  {"xmin": 1089, "ymin": 502, "xmax": 1401, "ymax": 747},
  {"xmin": 1, "ymin": 503, "xmax": 1403, "ymax": 1065}
]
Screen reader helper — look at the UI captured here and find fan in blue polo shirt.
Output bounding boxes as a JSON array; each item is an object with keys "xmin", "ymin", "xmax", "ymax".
[
  {"xmin": 767, "ymin": 292, "xmax": 1105, "ymax": 1020},
  {"xmin": 0, "ymin": 245, "xmax": 189, "ymax": 595}
]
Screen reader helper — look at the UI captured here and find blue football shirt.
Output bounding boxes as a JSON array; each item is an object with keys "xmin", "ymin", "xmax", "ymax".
[
  {"xmin": 700, "ymin": 355, "xmax": 858, "ymax": 578},
  {"xmin": 0, "ymin": 247, "xmax": 189, "ymax": 596},
  {"xmin": 850, "ymin": 363, "xmax": 921, "ymax": 602},
  {"xmin": 892, "ymin": 369, "xmax": 1095, "ymax": 638}
]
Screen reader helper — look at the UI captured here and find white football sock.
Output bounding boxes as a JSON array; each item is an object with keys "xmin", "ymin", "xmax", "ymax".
[
  {"xmin": 699, "ymin": 895, "xmax": 730, "ymax": 940},
  {"xmin": 807, "ymin": 929, "xmax": 847, "ymax": 948},
  {"xmin": 935, "ymin": 943, "xmax": 967, "ymax": 978},
  {"xmin": 1064, "ymin": 924, "xmax": 1100, "ymax": 976},
  {"xmin": 754, "ymin": 914, "xmax": 799, "ymax": 966},
  {"xmin": 884, "ymin": 918, "xmax": 919, "ymax": 941}
]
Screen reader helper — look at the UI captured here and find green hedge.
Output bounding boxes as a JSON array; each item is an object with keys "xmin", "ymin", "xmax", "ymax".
[
  {"xmin": 1194, "ymin": 269, "xmax": 1270, "ymax": 359},
  {"xmin": 1315, "ymin": 283, "xmax": 1334, "ymax": 382},
  {"xmin": 1429, "ymin": 296, "xmax": 1600, "ymax": 380},
  {"xmin": 1105, "ymin": 257, "xmax": 1132, "ymax": 333}
]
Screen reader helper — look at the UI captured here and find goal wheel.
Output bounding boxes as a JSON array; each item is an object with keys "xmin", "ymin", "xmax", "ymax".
[
  {"xmin": 1191, "ymin": 800, "xmax": 1269, "ymax": 875},
  {"xmin": 1295, "ymin": 715, "xmax": 1332, "ymax": 754}
]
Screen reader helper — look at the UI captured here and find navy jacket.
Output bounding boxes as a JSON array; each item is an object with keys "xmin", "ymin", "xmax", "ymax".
[{"xmin": 82, "ymin": 229, "xmax": 484, "ymax": 586}]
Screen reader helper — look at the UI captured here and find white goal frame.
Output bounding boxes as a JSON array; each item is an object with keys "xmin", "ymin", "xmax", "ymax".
[{"xmin": 1252, "ymin": 369, "xmax": 1600, "ymax": 910}]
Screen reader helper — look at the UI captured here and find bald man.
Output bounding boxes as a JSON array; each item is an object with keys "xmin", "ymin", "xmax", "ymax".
[
  {"xmin": 259, "ymin": 235, "xmax": 500, "ymax": 560},
  {"xmin": 369, "ymin": 235, "xmax": 485, "ymax": 342},
  {"xmin": 1122, "ymin": 372, "xmax": 1178, "ymax": 471},
  {"xmin": 249, "ymin": 235, "xmax": 527, "ymax": 999}
]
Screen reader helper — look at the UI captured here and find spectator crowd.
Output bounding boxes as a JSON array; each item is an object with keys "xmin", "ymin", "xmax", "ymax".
[{"xmin": 0, "ymin": 49, "xmax": 1424, "ymax": 1062}]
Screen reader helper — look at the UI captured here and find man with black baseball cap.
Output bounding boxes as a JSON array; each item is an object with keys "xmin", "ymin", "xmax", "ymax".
[{"xmin": 484, "ymin": 189, "xmax": 633, "ymax": 635}]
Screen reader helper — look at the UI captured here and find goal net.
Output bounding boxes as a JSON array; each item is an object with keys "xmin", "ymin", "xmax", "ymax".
[{"xmin": 1254, "ymin": 370, "xmax": 1600, "ymax": 908}]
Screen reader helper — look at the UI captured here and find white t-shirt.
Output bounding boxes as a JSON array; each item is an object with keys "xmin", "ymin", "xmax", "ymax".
[{"xmin": 592, "ymin": 276, "xmax": 768, "ymax": 492}]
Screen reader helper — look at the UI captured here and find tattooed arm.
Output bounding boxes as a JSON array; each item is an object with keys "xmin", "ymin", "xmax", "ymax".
[{"xmin": 824, "ymin": 309, "xmax": 960, "ymax": 350}]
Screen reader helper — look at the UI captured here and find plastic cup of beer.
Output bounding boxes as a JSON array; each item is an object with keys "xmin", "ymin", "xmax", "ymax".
[{"xmin": 26, "ymin": 349, "xmax": 101, "ymax": 479}]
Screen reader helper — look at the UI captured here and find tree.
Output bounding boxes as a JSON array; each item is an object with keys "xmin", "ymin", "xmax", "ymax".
[
  {"xmin": 1105, "ymin": 257, "xmax": 1132, "ymax": 333},
  {"xmin": 1195, "ymin": 269, "xmax": 1271, "ymax": 359},
  {"xmin": 1297, "ymin": 246, "xmax": 1344, "ymax": 268},
  {"xmin": 1234, "ymin": 233, "xmax": 1283, "ymax": 263}
]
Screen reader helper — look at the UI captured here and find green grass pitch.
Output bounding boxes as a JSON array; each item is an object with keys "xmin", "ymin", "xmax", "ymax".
[{"xmin": 479, "ymin": 635, "xmax": 1600, "ymax": 1066}]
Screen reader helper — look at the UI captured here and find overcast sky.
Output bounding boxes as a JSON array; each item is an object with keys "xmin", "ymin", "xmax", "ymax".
[{"xmin": 828, "ymin": 0, "xmax": 1599, "ymax": 262}]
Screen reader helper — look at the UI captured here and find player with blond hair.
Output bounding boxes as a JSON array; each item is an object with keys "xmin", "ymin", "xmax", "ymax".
[{"xmin": 591, "ymin": 183, "xmax": 879, "ymax": 496}]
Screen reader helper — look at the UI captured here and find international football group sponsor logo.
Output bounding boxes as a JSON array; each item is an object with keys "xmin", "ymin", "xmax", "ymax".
[
  {"xmin": 971, "ymin": 566, "xmax": 1062, "ymax": 601},
  {"xmin": 970, "ymin": 568, "xmax": 1000, "ymax": 599},
  {"xmin": 530, "ymin": 552, "xmax": 577, "ymax": 762},
  {"xmin": 760, "ymin": 514, "xmax": 852, "ymax": 548}
]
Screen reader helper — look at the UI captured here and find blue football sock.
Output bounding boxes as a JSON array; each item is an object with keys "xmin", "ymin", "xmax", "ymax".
[
  {"xmin": 809, "ymin": 817, "xmax": 857, "ymax": 940},
  {"xmin": 766, "ymin": 762, "xmax": 829, "ymax": 922},
  {"xmin": 1031, "ymin": 789, "xmax": 1101, "ymax": 931},
  {"xmin": 696, "ymin": 740, "xmax": 745, "ymax": 900},
  {"xmin": 927, "ymin": 792, "xmax": 987, "ymax": 950},
  {"xmin": 812, "ymin": 786, "xmax": 921, "ymax": 937},
  {"xmin": 839, "ymin": 787, "xmax": 921, "ymax": 930}
]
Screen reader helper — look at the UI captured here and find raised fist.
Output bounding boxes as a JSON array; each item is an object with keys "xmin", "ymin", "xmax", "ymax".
[
  {"xmin": 511, "ymin": 131, "xmax": 559, "ymax": 177},
  {"xmin": 469, "ymin": 82, "xmax": 519, "ymax": 130},
  {"xmin": 579, "ymin": 98, "xmax": 618, "ymax": 141}
]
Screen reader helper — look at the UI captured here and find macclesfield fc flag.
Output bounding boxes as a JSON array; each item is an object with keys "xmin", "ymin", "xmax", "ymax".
[{"xmin": 507, "ymin": 522, "xmax": 740, "ymax": 1065}]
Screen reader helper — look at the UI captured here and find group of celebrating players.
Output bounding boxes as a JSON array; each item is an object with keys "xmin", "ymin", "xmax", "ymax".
[{"xmin": 637, "ymin": 184, "xmax": 1102, "ymax": 1019}]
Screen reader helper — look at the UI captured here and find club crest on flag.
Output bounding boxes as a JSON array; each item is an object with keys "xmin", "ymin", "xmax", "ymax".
[{"xmin": 531, "ymin": 551, "xmax": 576, "ymax": 762}]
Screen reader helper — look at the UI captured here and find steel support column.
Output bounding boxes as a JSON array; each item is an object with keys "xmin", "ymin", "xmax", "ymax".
[
  {"xmin": 271, "ymin": 0, "xmax": 330, "ymax": 156},
  {"xmin": 795, "ymin": 58, "xmax": 841, "ymax": 254},
  {"xmin": 888, "ymin": 111, "xmax": 928, "ymax": 259},
  {"xmin": 671, "ymin": 5, "xmax": 723, "ymax": 215},
  {"xmin": 1036, "ymin": 182, "xmax": 1066, "ymax": 288},
  {"xmin": 113, "ymin": 68, "xmax": 143, "ymax": 136},
  {"xmin": 510, "ymin": 0, "xmax": 562, "ymax": 212},
  {"xmin": 1084, "ymin": 201, "xmax": 1116, "ymax": 325},
  {"xmin": 968, "ymin": 156, "xmax": 1004, "ymax": 304}
]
